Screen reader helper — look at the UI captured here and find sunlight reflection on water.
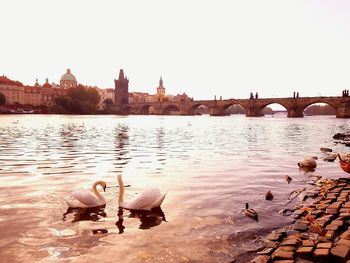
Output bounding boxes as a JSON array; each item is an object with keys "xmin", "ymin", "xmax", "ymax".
[{"xmin": 1, "ymin": 114, "xmax": 350, "ymax": 262}]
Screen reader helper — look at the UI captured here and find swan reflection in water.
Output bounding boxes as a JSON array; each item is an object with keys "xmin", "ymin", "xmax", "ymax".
[
  {"xmin": 116, "ymin": 207, "xmax": 166, "ymax": 234},
  {"xmin": 62, "ymin": 207, "xmax": 107, "ymax": 223}
]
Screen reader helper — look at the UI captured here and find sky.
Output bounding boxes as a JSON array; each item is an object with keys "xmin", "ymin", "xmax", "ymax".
[{"xmin": 1, "ymin": 0, "xmax": 350, "ymax": 100}]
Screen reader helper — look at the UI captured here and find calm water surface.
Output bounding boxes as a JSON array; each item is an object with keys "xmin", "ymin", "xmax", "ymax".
[{"xmin": 1, "ymin": 114, "xmax": 350, "ymax": 262}]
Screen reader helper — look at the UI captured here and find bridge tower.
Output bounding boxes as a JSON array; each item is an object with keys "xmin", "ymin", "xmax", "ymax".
[
  {"xmin": 114, "ymin": 69, "xmax": 129, "ymax": 105},
  {"xmin": 157, "ymin": 76, "xmax": 165, "ymax": 102}
]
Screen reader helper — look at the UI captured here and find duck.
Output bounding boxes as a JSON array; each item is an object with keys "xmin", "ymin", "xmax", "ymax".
[
  {"xmin": 298, "ymin": 156, "xmax": 317, "ymax": 169},
  {"xmin": 265, "ymin": 190, "xmax": 273, "ymax": 200},
  {"xmin": 285, "ymin": 175, "xmax": 292, "ymax": 184},
  {"xmin": 65, "ymin": 181, "xmax": 107, "ymax": 208},
  {"xmin": 117, "ymin": 174, "xmax": 166, "ymax": 211},
  {"xmin": 244, "ymin": 203, "xmax": 259, "ymax": 221}
]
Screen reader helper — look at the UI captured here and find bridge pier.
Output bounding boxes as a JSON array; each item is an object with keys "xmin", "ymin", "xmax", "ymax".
[
  {"xmin": 336, "ymin": 103, "xmax": 350, "ymax": 118},
  {"xmin": 287, "ymin": 107, "xmax": 304, "ymax": 118},
  {"xmin": 210, "ymin": 107, "xmax": 225, "ymax": 116},
  {"xmin": 246, "ymin": 106, "xmax": 263, "ymax": 117}
]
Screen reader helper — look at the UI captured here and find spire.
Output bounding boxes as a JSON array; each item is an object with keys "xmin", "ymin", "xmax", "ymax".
[
  {"xmin": 67, "ymin": 68, "xmax": 71, "ymax": 74},
  {"xmin": 35, "ymin": 78, "xmax": 39, "ymax": 86},
  {"xmin": 118, "ymin": 69, "xmax": 124, "ymax": 80},
  {"xmin": 159, "ymin": 76, "xmax": 163, "ymax": 86},
  {"xmin": 45, "ymin": 78, "xmax": 49, "ymax": 83}
]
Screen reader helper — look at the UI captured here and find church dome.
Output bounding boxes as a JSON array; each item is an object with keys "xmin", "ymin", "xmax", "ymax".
[{"xmin": 60, "ymin": 68, "xmax": 77, "ymax": 82}]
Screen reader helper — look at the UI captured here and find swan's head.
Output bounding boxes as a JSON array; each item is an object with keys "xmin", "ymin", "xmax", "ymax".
[{"xmin": 95, "ymin": 180, "xmax": 107, "ymax": 192}]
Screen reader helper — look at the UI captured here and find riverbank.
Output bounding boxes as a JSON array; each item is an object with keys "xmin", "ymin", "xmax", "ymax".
[{"xmin": 249, "ymin": 175, "xmax": 350, "ymax": 263}]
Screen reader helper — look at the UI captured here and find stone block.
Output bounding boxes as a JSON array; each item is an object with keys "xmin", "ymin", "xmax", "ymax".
[
  {"xmin": 281, "ymin": 238, "xmax": 299, "ymax": 246},
  {"xmin": 273, "ymin": 249, "xmax": 294, "ymax": 260},
  {"xmin": 316, "ymin": 242, "xmax": 333, "ymax": 249},
  {"xmin": 279, "ymin": 246, "xmax": 295, "ymax": 252},
  {"xmin": 296, "ymin": 246, "xmax": 314, "ymax": 258},
  {"xmin": 325, "ymin": 224, "xmax": 340, "ymax": 231},
  {"xmin": 293, "ymin": 222, "xmax": 308, "ymax": 232},
  {"xmin": 314, "ymin": 248, "xmax": 330, "ymax": 262},
  {"xmin": 340, "ymin": 231, "xmax": 350, "ymax": 240},
  {"xmin": 266, "ymin": 232, "xmax": 282, "ymax": 241},
  {"xmin": 331, "ymin": 244, "xmax": 350, "ymax": 261},
  {"xmin": 302, "ymin": 240, "xmax": 314, "ymax": 247},
  {"xmin": 294, "ymin": 259, "xmax": 313, "ymax": 263},
  {"xmin": 311, "ymin": 209, "xmax": 323, "ymax": 216},
  {"xmin": 326, "ymin": 208, "xmax": 339, "ymax": 215},
  {"xmin": 328, "ymin": 202, "xmax": 343, "ymax": 209},
  {"xmin": 250, "ymin": 255, "xmax": 271, "ymax": 263},
  {"xmin": 338, "ymin": 239, "xmax": 350, "ymax": 248},
  {"xmin": 293, "ymin": 210, "xmax": 306, "ymax": 218},
  {"xmin": 340, "ymin": 213, "xmax": 350, "ymax": 219},
  {"xmin": 265, "ymin": 241, "xmax": 279, "ymax": 248},
  {"xmin": 333, "ymin": 220, "xmax": 345, "ymax": 226}
]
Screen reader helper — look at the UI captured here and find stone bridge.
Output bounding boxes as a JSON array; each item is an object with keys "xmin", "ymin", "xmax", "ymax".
[{"xmin": 117, "ymin": 96, "xmax": 350, "ymax": 118}]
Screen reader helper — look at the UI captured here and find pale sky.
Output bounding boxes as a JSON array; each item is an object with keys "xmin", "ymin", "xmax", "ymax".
[{"xmin": 1, "ymin": 0, "xmax": 350, "ymax": 100}]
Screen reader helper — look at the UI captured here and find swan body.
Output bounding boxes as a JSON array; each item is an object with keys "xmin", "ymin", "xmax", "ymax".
[
  {"xmin": 117, "ymin": 174, "xmax": 166, "ymax": 211},
  {"xmin": 298, "ymin": 156, "xmax": 317, "ymax": 168},
  {"xmin": 65, "ymin": 180, "xmax": 107, "ymax": 208},
  {"xmin": 244, "ymin": 203, "xmax": 258, "ymax": 221}
]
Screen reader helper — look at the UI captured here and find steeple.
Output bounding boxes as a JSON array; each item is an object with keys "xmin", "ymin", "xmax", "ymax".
[
  {"xmin": 115, "ymin": 69, "xmax": 129, "ymax": 105},
  {"xmin": 118, "ymin": 69, "xmax": 125, "ymax": 80},
  {"xmin": 34, "ymin": 78, "xmax": 40, "ymax": 87},
  {"xmin": 159, "ymin": 76, "xmax": 163, "ymax": 86}
]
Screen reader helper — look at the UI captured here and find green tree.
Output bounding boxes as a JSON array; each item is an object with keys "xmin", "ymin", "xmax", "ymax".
[
  {"xmin": 0, "ymin": 92, "xmax": 5, "ymax": 106},
  {"xmin": 56, "ymin": 85, "xmax": 101, "ymax": 114},
  {"xmin": 86, "ymin": 87, "xmax": 100, "ymax": 106}
]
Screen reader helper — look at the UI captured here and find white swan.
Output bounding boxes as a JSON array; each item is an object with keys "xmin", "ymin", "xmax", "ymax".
[
  {"xmin": 65, "ymin": 180, "xmax": 107, "ymax": 208},
  {"xmin": 117, "ymin": 174, "xmax": 166, "ymax": 210}
]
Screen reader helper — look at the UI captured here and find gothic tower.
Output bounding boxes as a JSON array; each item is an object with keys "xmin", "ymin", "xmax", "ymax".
[
  {"xmin": 157, "ymin": 76, "xmax": 165, "ymax": 102},
  {"xmin": 114, "ymin": 69, "xmax": 129, "ymax": 105}
]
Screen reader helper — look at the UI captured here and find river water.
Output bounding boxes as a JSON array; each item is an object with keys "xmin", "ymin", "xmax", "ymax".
[{"xmin": 1, "ymin": 114, "xmax": 350, "ymax": 263}]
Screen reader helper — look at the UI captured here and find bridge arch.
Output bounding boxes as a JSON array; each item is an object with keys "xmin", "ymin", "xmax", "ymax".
[
  {"xmin": 162, "ymin": 105, "xmax": 180, "ymax": 115},
  {"xmin": 304, "ymin": 102, "xmax": 336, "ymax": 116},
  {"xmin": 222, "ymin": 103, "xmax": 247, "ymax": 115},
  {"xmin": 140, "ymin": 105, "xmax": 153, "ymax": 114},
  {"xmin": 259, "ymin": 102, "xmax": 288, "ymax": 116},
  {"xmin": 302, "ymin": 99, "xmax": 337, "ymax": 111},
  {"xmin": 189, "ymin": 103, "xmax": 211, "ymax": 115}
]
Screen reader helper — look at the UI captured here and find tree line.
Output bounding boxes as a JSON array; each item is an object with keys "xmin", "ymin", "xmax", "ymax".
[{"xmin": 54, "ymin": 85, "xmax": 101, "ymax": 114}]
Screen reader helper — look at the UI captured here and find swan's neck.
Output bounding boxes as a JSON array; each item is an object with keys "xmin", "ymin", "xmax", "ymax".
[
  {"xmin": 117, "ymin": 175, "xmax": 124, "ymax": 205},
  {"xmin": 92, "ymin": 181, "xmax": 105, "ymax": 201}
]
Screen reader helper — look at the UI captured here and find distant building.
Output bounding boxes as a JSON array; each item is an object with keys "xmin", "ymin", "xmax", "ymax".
[
  {"xmin": 114, "ymin": 69, "xmax": 129, "ymax": 105},
  {"xmin": 173, "ymin": 92, "xmax": 190, "ymax": 103},
  {"xmin": 0, "ymin": 75, "xmax": 25, "ymax": 105},
  {"xmin": 156, "ymin": 76, "xmax": 165, "ymax": 102},
  {"xmin": 97, "ymin": 88, "xmax": 115, "ymax": 110},
  {"xmin": 60, "ymin": 68, "xmax": 77, "ymax": 88},
  {"xmin": 0, "ymin": 74, "xmax": 67, "ymax": 109}
]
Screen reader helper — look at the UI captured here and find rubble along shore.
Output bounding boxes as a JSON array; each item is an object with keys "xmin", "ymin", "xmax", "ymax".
[{"xmin": 250, "ymin": 176, "xmax": 350, "ymax": 263}]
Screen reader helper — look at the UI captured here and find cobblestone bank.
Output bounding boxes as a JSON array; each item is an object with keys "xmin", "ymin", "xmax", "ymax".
[{"xmin": 251, "ymin": 177, "xmax": 350, "ymax": 263}]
